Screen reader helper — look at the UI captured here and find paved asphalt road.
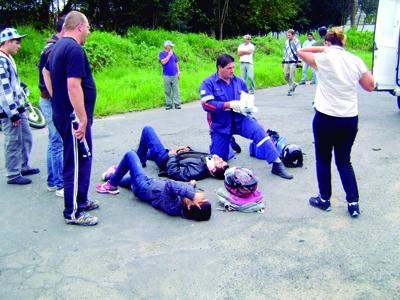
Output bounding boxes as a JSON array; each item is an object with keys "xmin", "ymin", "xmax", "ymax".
[{"xmin": 1, "ymin": 83, "xmax": 399, "ymax": 300}]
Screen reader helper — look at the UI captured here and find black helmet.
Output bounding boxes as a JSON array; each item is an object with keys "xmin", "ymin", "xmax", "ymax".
[
  {"xmin": 282, "ymin": 144, "xmax": 303, "ymax": 168},
  {"xmin": 224, "ymin": 167, "xmax": 258, "ymax": 198}
]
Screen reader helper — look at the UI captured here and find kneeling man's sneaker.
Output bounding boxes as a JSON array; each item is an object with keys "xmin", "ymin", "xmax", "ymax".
[
  {"xmin": 65, "ymin": 212, "xmax": 98, "ymax": 226},
  {"xmin": 230, "ymin": 138, "xmax": 242, "ymax": 153},
  {"xmin": 271, "ymin": 162, "xmax": 293, "ymax": 179},
  {"xmin": 96, "ymin": 181, "xmax": 119, "ymax": 195},
  {"xmin": 347, "ymin": 202, "xmax": 360, "ymax": 218},
  {"xmin": 101, "ymin": 165, "xmax": 117, "ymax": 181},
  {"xmin": 309, "ymin": 196, "xmax": 331, "ymax": 211}
]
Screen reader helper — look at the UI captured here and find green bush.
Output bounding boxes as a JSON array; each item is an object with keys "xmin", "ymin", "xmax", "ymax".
[
  {"xmin": 84, "ymin": 38, "xmax": 116, "ymax": 71},
  {"xmin": 12, "ymin": 25, "xmax": 373, "ymax": 115},
  {"xmin": 345, "ymin": 28, "xmax": 374, "ymax": 51}
]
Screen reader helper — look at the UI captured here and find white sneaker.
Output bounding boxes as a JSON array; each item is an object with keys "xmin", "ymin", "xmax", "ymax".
[
  {"xmin": 47, "ymin": 186, "xmax": 56, "ymax": 192},
  {"xmin": 56, "ymin": 189, "xmax": 64, "ymax": 198}
]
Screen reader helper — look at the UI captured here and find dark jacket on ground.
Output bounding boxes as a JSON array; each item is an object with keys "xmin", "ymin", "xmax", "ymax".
[
  {"xmin": 164, "ymin": 150, "xmax": 211, "ymax": 181},
  {"xmin": 144, "ymin": 179, "xmax": 196, "ymax": 217}
]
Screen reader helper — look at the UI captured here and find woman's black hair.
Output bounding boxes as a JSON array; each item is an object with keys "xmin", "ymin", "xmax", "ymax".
[
  {"xmin": 183, "ymin": 202, "xmax": 212, "ymax": 221},
  {"xmin": 211, "ymin": 164, "xmax": 229, "ymax": 179}
]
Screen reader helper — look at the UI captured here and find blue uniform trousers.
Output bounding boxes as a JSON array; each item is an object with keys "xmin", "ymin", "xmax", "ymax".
[
  {"xmin": 136, "ymin": 126, "xmax": 169, "ymax": 170},
  {"xmin": 210, "ymin": 115, "xmax": 279, "ymax": 163},
  {"xmin": 54, "ymin": 116, "xmax": 92, "ymax": 220}
]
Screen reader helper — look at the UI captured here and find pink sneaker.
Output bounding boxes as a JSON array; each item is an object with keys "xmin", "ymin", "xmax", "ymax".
[
  {"xmin": 96, "ymin": 181, "xmax": 119, "ymax": 195},
  {"xmin": 101, "ymin": 165, "xmax": 117, "ymax": 181}
]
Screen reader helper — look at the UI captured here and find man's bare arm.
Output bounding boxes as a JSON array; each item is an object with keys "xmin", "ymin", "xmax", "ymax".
[
  {"xmin": 42, "ymin": 67, "xmax": 53, "ymax": 97},
  {"xmin": 67, "ymin": 77, "xmax": 87, "ymax": 139}
]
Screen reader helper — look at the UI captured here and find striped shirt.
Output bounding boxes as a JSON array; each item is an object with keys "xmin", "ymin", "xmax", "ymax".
[
  {"xmin": 282, "ymin": 38, "xmax": 302, "ymax": 63},
  {"xmin": 0, "ymin": 51, "xmax": 26, "ymax": 122}
]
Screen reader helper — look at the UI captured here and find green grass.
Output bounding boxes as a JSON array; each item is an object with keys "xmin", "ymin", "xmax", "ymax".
[{"xmin": 13, "ymin": 26, "xmax": 373, "ymax": 116}]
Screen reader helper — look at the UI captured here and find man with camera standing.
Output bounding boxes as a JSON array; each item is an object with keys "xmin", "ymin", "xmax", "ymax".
[
  {"xmin": 0, "ymin": 28, "xmax": 40, "ymax": 185},
  {"xmin": 282, "ymin": 29, "xmax": 302, "ymax": 96}
]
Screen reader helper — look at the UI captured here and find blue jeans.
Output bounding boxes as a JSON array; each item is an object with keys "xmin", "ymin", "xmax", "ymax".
[
  {"xmin": 313, "ymin": 111, "xmax": 359, "ymax": 202},
  {"xmin": 109, "ymin": 151, "xmax": 153, "ymax": 200},
  {"xmin": 136, "ymin": 126, "xmax": 169, "ymax": 170},
  {"xmin": 301, "ymin": 63, "xmax": 316, "ymax": 83},
  {"xmin": 39, "ymin": 97, "xmax": 64, "ymax": 190},
  {"xmin": 240, "ymin": 62, "xmax": 255, "ymax": 92}
]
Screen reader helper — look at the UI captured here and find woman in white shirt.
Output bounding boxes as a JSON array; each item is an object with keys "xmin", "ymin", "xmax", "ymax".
[{"xmin": 298, "ymin": 27, "xmax": 374, "ymax": 218}]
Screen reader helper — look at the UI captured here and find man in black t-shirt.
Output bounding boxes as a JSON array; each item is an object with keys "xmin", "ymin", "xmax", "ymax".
[{"xmin": 43, "ymin": 11, "xmax": 98, "ymax": 226}]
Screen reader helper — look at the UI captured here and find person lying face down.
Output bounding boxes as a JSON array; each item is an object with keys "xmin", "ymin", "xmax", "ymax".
[
  {"xmin": 136, "ymin": 126, "xmax": 229, "ymax": 181},
  {"xmin": 97, "ymin": 150, "xmax": 211, "ymax": 221}
]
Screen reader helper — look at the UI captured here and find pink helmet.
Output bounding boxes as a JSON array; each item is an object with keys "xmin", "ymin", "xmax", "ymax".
[{"xmin": 224, "ymin": 167, "xmax": 258, "ymax": 198}]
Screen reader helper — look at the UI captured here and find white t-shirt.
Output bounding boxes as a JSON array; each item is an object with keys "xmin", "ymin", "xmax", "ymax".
[
  {"xmin": 238, "ymin": 43, "xmax": 255, "ymax": 64},
  {"xmin": 314, "ymin": 46, "xmax": 368, "ymax": 117}
]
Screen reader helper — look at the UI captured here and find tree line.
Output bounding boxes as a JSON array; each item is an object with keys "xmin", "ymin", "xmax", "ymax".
[{"xmin": 0, "ymin": 0, "xmax": 378, "ymax": 39}]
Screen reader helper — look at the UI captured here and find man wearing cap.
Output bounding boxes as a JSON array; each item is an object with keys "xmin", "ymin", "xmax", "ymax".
[
  {"xmin": 42, "ymin": 11, "xmax": 99, "ymax": 226},
  {"xmin": 159, "ymin": 40, "xmax": 181, "ymax": 110},
  {"xmin": 313, "ymin": 26, "xmax": 327, "ymax": 46},
  {"xmin": 0, "ymin": 28, "xmax": 40, "ymax": 185},
  {"xmin": 237, "ymin": 34, "xmax": 255, "ymax": 94}
]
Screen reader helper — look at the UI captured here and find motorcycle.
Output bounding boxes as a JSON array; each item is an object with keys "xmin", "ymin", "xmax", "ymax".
[{"xmin": 20, "ymin": 83, "xmax": 47, "ymax": 129}]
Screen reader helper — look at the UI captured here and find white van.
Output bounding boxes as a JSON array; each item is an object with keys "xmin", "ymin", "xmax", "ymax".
[{"xmin": 372, "ymin": 0, "xmax": 400, "ymax": 109}]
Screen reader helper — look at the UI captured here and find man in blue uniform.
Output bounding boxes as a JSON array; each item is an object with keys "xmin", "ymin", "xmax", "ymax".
[
  {"xmin": 43, "ymin": 11, "xmax": 99, "ymax": 226},
  {"xmin": 199, "ymin": 54, "xmax": 293, "ymax": 179}
]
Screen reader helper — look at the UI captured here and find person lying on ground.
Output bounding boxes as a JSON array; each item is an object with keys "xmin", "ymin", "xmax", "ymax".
[
  {"xmin": 134, "ymin": 126, "xmax": 229, "ymax": 181},
  {"xmin": 96, "ymin": 150, "xmax": 211, "ymax": 221}
]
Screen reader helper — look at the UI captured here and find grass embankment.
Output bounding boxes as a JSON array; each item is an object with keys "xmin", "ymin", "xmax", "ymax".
[{"xmin": 15, "ymin": 26, "xmax": 373, "ymax": 116}]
